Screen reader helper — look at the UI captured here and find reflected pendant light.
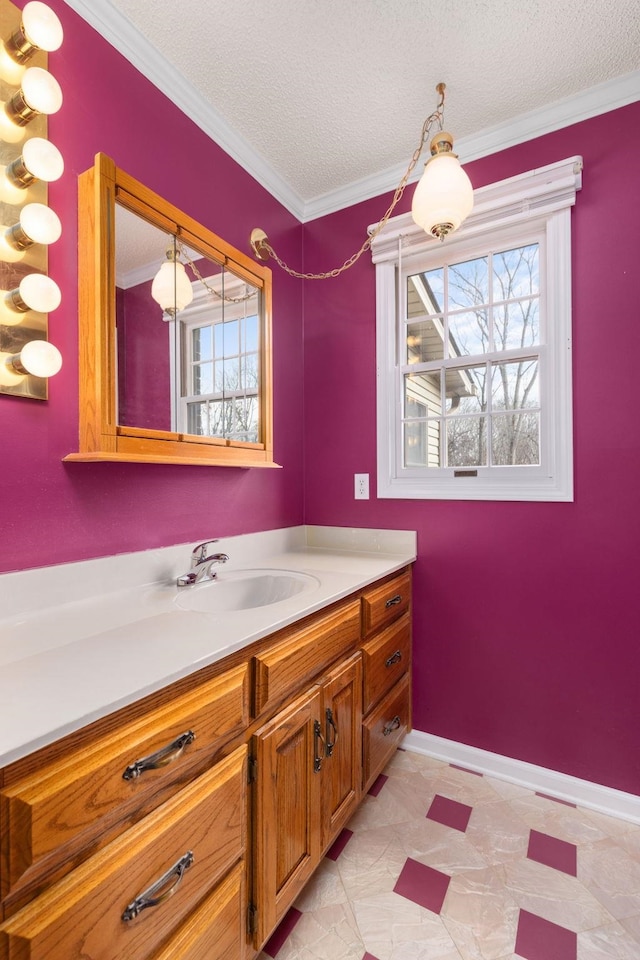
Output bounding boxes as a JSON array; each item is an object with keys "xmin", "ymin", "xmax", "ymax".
[{"xmin": 151, "ymin": 245, "xmax": 194, "ymax": 319}]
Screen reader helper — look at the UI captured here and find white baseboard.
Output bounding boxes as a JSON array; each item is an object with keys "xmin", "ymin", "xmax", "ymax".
[{"xmin": 403, "ymin": 730, "xmax": 640, "ymax": 825}]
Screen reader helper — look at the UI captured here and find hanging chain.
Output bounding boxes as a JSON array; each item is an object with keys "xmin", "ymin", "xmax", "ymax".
[
  {"xmin": 258, "ymin": 86, "xmax": 446, "ymax": 280},
  {"xmin": 176, "ymin": 238, "xmax": 257, "ymax": 303}
]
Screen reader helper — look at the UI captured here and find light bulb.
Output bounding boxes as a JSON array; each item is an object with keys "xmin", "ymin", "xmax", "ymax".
[
  {"xmin": 11, "ymin": 339, "xmax": 62, "ymax": 377},
  {"xmin": 4, "ymin": 202, "xmax": 62, "ymax": 252},
  {"xmin": 411, "ymin": 133, "xmax": 474, "ymax": 240},
  {"xmin": 6, "ymin": 138, "xmax": 64, "ymax": 187},
  {"xmin": 5, "ymin": 2, "xmax": 64, "ymax": 64},
  {"xmin": 5, "ymin": 66, "xmax": 63, "ymax": 126},
  {"xmin": 5, "ymin": 274, "xmax": 61, "ymax": 313},
  {"xmin": 151, "ymin": 250, "xmax": 194, "ymax": 317}
]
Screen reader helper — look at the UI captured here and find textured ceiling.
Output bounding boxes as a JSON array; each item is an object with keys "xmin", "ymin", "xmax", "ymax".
[{"xmin": 70, "ymin": 0, "xmax": 640, "ymax": 215}]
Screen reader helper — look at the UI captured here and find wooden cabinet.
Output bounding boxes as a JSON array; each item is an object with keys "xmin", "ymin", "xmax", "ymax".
[{"xmin": 0, "ymin": 566, "xmax": 412, "ymax": 960}]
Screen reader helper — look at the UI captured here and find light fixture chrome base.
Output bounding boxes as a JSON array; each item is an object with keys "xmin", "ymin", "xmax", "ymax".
[{"xmin": 250, "ymin": 228, "xmax": 271, "ymax": 261}]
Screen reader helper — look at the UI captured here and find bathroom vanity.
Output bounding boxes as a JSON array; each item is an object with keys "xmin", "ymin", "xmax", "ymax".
[{"xmin": 0, "ymin": 526, "xmax": 415, "ymax": 959}]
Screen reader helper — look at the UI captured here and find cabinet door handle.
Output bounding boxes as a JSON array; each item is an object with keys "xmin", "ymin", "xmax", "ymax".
[
  {"xmin": 313, "ymin": 719, "xmax": 325, "ymax": 772},
  {"xmin": 385, "ymin": 594, "xmax": 402, "ymax": 608},
  {"xmin": 385, "ymin": 649, "xmax": 402, "ymax": 668},
  {"xmin": 122, "ymin": 730, "xmax": 196, "ymax": 781},
  {"xmin": 325, "ymin": 707, "xmax": 338, "ymax": 757},
  {"xmin": 122, "ymin": 851, "xmax": 194, "ymax": 922},
  {"xmin": 382, "ymin": 715, "xmax": 401, "ymax": 737}
]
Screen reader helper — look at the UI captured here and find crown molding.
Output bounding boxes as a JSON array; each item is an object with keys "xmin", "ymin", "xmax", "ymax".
[
  {"xmin": 62, "ymin": 1, "xmax": 639, "ymax": 226},
  {"xmin": 61, "ymin": 0, "xmax": 307, "ymax": 220}
]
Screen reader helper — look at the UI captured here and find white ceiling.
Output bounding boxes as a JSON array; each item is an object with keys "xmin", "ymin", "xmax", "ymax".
[{"xmin": 65, "ymin": 0, "xmax": 640, "ymax": 221}]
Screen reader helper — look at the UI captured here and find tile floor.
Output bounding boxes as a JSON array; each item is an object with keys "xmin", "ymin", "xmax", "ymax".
[{"xmin": 257, "ymin": 749, "xmax": 640, "ymax": 960}]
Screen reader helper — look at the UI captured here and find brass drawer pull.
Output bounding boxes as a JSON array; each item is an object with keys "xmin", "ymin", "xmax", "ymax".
[
  {"xmin": 385, "ymin": 649, "xmax": 402, "ymax": 668},
  {"xmin": 325, "ymin": 707, "xmax": 338, "ymax": 757},
  {"xmin": 122, "ymin": 851, "xmax": 194, "ymax": 922},
  {"xmin": 122, "ymin": 730, "xmax": 196, "ymax": 781},
  {"xmin": 383, "ymin": 715, "xmax": 401, "ymax": 737},
  {"xmin": 313, "ymin": 719, "xmax": 325, "ymax": 772},
  {"xmin": 385, "ymin": 594, "xmax": 402, "ymax": 608}
]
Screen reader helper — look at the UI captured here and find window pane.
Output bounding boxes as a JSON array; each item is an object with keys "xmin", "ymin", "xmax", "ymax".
[
  {"xmin": 494, "ymin": 299, "xmax": 540, "ymax": 351},
  {"xmin": 448, "ymin": 309, "xmax": 489, "ymax": 357},
  {"xmin": 493, "ymin": 244, "xmax": 539, "ymax": 301},
  {"xmin": 243, "ymin": 352, "xmax": 259, "ymax": 389},
  {"xmin": 448, "ymin": 257, "xmax": 489, "ymax": 310},
  {"xmin": 406, "ymin": 318, "xmax": 444, "ymax": 363},
  {"xmin": 187, "ymin": 401, "xmax": 208, "ymax": 436},
  {"xmin": 491, "ymin": 360, "xmax": 539, "ymax": 410},
  {"xmin": 193, "ymin": 361, "xmax": 213, "ymax": 396},
  {"xmin": 223, "ymin": 356, "xmax": 240, "ymax": 392},
  {"xmin": 404, "ymin": 372, "xmax": 440, "ymax": 417},
  {"xmin": 404, "ymin": 419, "xmax": 441, "ymax": 468},
  {"xmin": 214, "ymin": 323, "xmax": 223, "ymax": 358},
  {"xmin": 445, "ymin": 365, "xmax": 486, "ymax": 414},
  {"xmin": 223, "ymin": 320, "xmax": 239, "ymax": 356},
  {"xmin": 407, "ymin": 268, "xmax": 443, "ymax": 318},
  {"xmin": 192, "ymin": 327, "xmax": 213, "ymax": 363},
  {"xmin": 492, "ymin": 412, "xmax": 540, "ymax": 465},
  {"xmin": 244, "ymin": 314, "xmax": 259, "ymax": 352},
  {"xmin": 447, "ymin": 417, "xmax": 487, "ymax": 467}
]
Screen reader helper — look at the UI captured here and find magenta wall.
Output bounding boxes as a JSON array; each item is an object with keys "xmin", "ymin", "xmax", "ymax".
[
  {"xmin": 302, "ymin": 101, "xmax": 640, "ymax": 795},
  {"xmin": 0, "ymin": 0, "xmax": 305, "ymax": 573}
]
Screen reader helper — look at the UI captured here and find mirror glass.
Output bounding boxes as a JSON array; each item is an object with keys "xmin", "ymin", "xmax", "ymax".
[{"xmin": 115, "ymin": 204, "xmax": 262, "ymax": 442}]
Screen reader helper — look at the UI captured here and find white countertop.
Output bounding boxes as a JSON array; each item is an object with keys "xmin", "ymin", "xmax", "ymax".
[{"xmin": 0, "ymin": 526, "xmax": 416, "ymax": 766}]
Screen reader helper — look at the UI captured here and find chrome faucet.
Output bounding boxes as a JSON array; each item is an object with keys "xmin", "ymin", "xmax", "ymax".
[{"xmin": 176, "ymin": 540, "xmax": 229, "ymax": 587}]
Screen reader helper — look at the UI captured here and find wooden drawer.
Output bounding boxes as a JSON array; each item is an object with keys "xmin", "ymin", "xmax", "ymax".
[
  {"xmin": 362, "ymin": 613, "xmax": 411, "ymax": 713},
  {"xmin": 0, "ymin": 746, "xmax": 246, "ymax": 960},
  {"xmin": 1, "ymin": 664, "xmax": 249, "ymax": 895},
  {"xmin": 253, "ymin": 599, "xmax": 360, "ymax": 715},
  {"xmin": 361, "ymin": 571, "xmax": 411, "ymax": 637},
  {"xmin": 150, "ymin": 861, "xmax": 244, "ymax": 960},
  {"xmin": 362, "ymin": 674, "xmax": 411, "ymax": 791}
]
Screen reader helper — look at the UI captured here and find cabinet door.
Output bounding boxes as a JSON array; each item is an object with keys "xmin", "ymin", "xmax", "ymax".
[
  {"xmin": 252, "ymin": 687, "xmax": 323, "ymax": 948},
  {"xmin": 322, "ymin": 653, "xmax": 362, "ymax": 849}
]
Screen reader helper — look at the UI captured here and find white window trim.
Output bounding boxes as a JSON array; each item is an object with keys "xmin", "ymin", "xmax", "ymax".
[{"xmin": 372, "ymin": 156, "xmax": 583, "ymax": 502}]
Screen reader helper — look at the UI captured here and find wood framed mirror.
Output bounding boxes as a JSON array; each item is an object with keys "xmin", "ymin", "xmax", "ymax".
[{"xmin": 65, "ymin": 153, "xmax": 276, "ymax": 467}]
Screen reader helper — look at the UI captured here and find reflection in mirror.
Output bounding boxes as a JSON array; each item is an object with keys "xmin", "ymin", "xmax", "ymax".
[
  {"xmin": 67, "ymin": 153, "xmax": 275, "ymax": 467},
  {"xmin": 115, "ymin": 205, "xmax": 262, "ymax": 442}
]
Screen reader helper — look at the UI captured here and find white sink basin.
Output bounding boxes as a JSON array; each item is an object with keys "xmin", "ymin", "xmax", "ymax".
[{"xmin": 174, "ymin": 569, "xmax": 320, "ymax": 614}]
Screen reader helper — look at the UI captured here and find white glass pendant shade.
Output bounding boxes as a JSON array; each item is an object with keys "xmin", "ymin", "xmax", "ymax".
[
  {"xmin": 6, "ymin": 273, "xmax": 62, "ymax": 312},
  {"xmin": 17, "ymin": 339, "xmax": 62, "ymax": 376},
  {"xmin": 21, "ymin": 2, "xmax": 64, "ymax": 53},
  {"xmin": 151, "ymin": 254, "xmax": 194, "ymax": 315},
  {"xmin": 412, "ymin": 149, "xmax": 474, "ymax": 240}
]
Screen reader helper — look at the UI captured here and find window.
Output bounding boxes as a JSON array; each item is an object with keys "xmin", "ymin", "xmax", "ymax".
[
  {"xmin": 176, "ymin": 270, "xmax": 261, "ymax": 443},
  {"xmin": 372, "ymin": 156, "xmax": 582, "ymax": 501}
]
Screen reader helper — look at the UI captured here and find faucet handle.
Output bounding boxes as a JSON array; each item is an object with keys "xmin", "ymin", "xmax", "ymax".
[{"xmin": 192, "ymin": 539, "xmax": 219, "ymax": 563}]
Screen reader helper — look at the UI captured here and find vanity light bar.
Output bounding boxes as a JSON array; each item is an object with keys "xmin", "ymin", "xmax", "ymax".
[{"xmin": 0, "ymin": 0, "xmax": 64, "ymax": 400}]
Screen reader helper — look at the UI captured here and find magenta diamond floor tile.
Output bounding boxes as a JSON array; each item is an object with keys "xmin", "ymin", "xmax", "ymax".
[
  {"xmin": 368, "ymin": 773, "xmax": 388, "ymax": 797},
  {"xmin": 515, "ymin": 909, "xmax": 577, "ymax": 960},
  {"xmin": 362, "ymin": 954, "xmax": 381, "ymax": 960},
  {"xmin": 262, "ymin": 907, "xmax": 303, "ymax": 957},
  {"xmin": 393, "ymin": 856, "xmax": 451, "ymax": 914},
  {"xmin": 426, "ymin": 794, "xmax": 473, "ymax": 832},
  {"xmin": 326, "ymin": 827, "xmax": 354, "ymax": 861},
  {"xmin": 527, "ymin": 829, "xmax": 577, "ymax": 876}
]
